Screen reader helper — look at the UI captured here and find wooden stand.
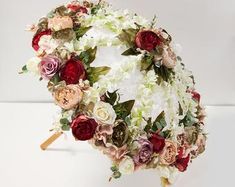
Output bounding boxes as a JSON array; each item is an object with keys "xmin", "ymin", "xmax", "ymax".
[
  {"xmin": 40, "ymin": 132, "xmax": 63, "ymax": 150},
  {"xmin": 161, "ymin": 177, "xmax": 170, "ymax": 187}
]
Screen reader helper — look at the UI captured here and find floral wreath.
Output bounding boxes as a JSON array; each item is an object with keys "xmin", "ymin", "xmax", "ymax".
[{"xmin": 20, "ymin": 1, "xmax": 207, "ymax": 186}]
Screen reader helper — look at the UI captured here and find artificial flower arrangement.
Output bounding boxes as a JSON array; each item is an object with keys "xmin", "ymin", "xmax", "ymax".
[{"xmin": 20, "ymin": 0, "xmax": 207, "ymax": 186}]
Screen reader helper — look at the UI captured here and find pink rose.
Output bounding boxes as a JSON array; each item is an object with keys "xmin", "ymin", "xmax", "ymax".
[
  {"xmin": 159, "ymin": 140, "xmax": 178, "ymax": 165},
  {"xmin": 53, "ymin": 85, "xmax": 83, "ymax": 110},
  {"xmin": 48, "ymin": 16, "xmax": 73, "ymax": 31},
  {"xmin": 39, "ymin": 55, "xmax": 60, "ymax": 79},
  {"xmin": 162, "ymin": 47, "xmax": 177, "ymax": 69}
]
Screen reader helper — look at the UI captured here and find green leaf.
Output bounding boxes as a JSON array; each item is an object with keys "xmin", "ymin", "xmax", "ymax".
[
  {"xmin": 114, "ymin": 100, "xmax": 135, "ymax": 120},
  {"xmin": 19, "ymin": 65, "xmax": 28, "ymax": 74},
  {"xmin": 144, "ymin": 118, "xmax": 152, "ymax": 133},
  {"xmin": 91, "ymin": 4, "xmax": 101, "ymax": 15},
  {"xmin": 154, "ymin": 65, "xmax": 174, "ymax": 82},
  {"xmin": 74, "ymin": 26, "xmax": 92, "ymax": 40},
  {"xmin": 79, "ymin": 47, "xmax": 97, "ymax": 66},
  {"xmin": 50, "ymin": 73, "xmax": 60, "ymax": 85},
  {"xmin": 117, "ymin": 29, "xmax": 138, "ymax": 47},
  {"xmin": 121, "ymin": 48, "xmax": 140, "ymax": 56},
  {"xmin": 87, "ymin": 66, "xmax": 111, "ymax": 85},
  {"xmin": 180, "ymin": 111, "xmax": 198, "ymax": 127},
  {"xmin": 105, "ymin": 90, "xmax": 120, "ymax": 106},
  {"xmin": 152, "ymin": 111, "xmax": 167, "ymax": 132},
  {"xmin": 141, "ymin": 55, "xmax": 154, "ymax": 71}
]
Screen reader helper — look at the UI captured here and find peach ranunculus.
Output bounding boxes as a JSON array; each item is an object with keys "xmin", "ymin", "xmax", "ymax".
[
  {"xmin": 162, "ymin": 47, "xmax": 177, "ymax": 69},
  {"xmin": 53, "ymin": 84, "xmax": 83, "ymax": 109},
  {"xmin": 159, "ymin": 140, "xmax": 178, "ymax": 165},
  {"xmin": 48, "ymin": 16, "xmax": 73, "ymax": 31}
]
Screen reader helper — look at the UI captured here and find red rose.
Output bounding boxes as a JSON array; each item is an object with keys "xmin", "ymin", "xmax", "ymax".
[
  {"xmin": 71, "ymin": 115, "xmax": 98, "ymax": 141},
  {"xmin": 60, "ymin": 58, "xmax": 86, "ymax": 84},
  {"xmin": 32, "ymin": 29, "xmax": 52, "ymax": 51},
  {"xmin": 148, "ymin": 134, "xmax": 165, "ymax": 153},
  {"xmin": 175, "ymin": 154, "xmax": 190, "ymax": 172},
  {"xmin": 191, "ymin": 91, "xmax": 201, "ymax": 103},
  {"xmin": 67, "ymin": 4, "xmax": 88, "ymax": 13},
  {"xmin": 135, "ymin": 30, "xmax": 161, "ymax": 52}
]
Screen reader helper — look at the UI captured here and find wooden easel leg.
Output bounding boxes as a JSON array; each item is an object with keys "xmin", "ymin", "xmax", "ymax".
[{"xmin": 40, "ymin": 132, "xmax": 63, "ymax": 150}]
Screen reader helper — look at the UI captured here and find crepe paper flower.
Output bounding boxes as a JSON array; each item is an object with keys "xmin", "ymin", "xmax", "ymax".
[
  {"xmin": 48, "ymin": 16, "xmax": 73, "ymax": 31},
  {"xmin": 32, "ymin": 29, "xmax": 52, "ymax": 51},
  {"xmin": 159, "ymin": 140, "xmax": 178, "ymax": 165},
  {"xmin": 119, "ymin": 156, "xmax": 135, "ymax": 175}
]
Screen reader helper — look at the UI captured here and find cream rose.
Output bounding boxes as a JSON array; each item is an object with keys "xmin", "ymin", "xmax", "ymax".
[
  {"xmin": 48, "ymin": 16, "xmax": 73, "ymax": 31},
  {"xmin": 93, "ymin": 101, "xmax": 116, "ymax": 124},
  {"xmin": 26, "ymin": 57, "xmax": 41, "ymax": 75},
  {"xmin": 119, "ymin": 156, "xmax": 135, "ymax": 175},
  {"xmin": 159, "ymin": 140, "xmax": 178, "ymax": 165},
  {"xmin": 53, "ymin": 85, "xmax": 83, "ymax": 110}
]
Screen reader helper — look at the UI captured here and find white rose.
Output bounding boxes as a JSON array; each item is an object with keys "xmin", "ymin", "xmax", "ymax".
[
  {"xmin": 119, "ymin": 156, "xmax": 135, "ymax": 175},
  {"xmin": 93, "ymin": 101, "xmax": 116, "ymax": 124},
  {"xmin": 26, "ymin": 57, "xmax": 41, "ymax": 75}
]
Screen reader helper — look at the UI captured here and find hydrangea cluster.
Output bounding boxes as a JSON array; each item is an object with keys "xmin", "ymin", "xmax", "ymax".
[{"xmin": 21, "ymin": 1, "xmax": 207, "ymax": 186}]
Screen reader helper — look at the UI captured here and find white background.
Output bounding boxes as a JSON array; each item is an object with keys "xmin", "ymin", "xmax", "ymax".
[{"xmin": 0, "ymin": 0, "xmax": 235, "ymax": 105}]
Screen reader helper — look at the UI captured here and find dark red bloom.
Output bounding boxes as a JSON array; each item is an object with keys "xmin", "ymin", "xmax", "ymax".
[
  {"xmin": 60, "ymin": 58, "xmax": 86, "ymax": 84},
  {"xmin": 67, "ymin": 4, "xmax": 88, "ymax": 14},
  {"xmin": 135, "ymin": 30, "xmax": 161, "ymax": 52},
  {"xmin": 32, "ymin": 29, "xmax": 52, "ymax": 51},
  {"xmin": 175, "ymin": 154, "xmax": 190, "ymax": 172},
  {"xmin": 71, "ymin": 115, "xmax": 98, "ymax": 141},
  {"xmin": 191, "ymin": 91, "xmax": 201, "ymax": 103},
  {"xmin": 148, "ymin": 134, "xmax": 165, "ymax": 153}
]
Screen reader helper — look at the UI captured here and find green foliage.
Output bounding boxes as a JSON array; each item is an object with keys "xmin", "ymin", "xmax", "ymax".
[
  {"xmin": 91, "ymin": 4, "xmax": 102, "ymax": 15},
  {"xmin": 60, "ymin": 118, "xmax": 70, "ymax": 131},
  {"xmin": 78, "ymin": 47, "xmax": 97, "ymax": 66},
  {"xmin": 105, "ymin": 90, "xmax": 120, "ymax": 106},
  {"xmin": 114, "ymin": 100, "xmax": 135, "ymax": 120},
  {"xmin": 180, "ymin": 111, "xmax": 198, "ymax": 127},
  {"xmin": 141, "ymin": 54, "xmax": 154, "ymax": 71},
  {"xmin": 154, "ymin": 64, "xmax": 174, "ymax": 83},
  {"xmin": 144, "ymin": 111, "xmax": 169, "ymax": 138},
  {"xmin": 47, "ymin": 73, "xmax": 60, "ymax": 91},
  {"xmin": 74, "ymin": 26, "xmax": 92, "ymax": 40},
  {"xmin": 87, "ymin": 66, "xmax": 111, "ymax": 85},
  {"xmin": 19, "ymin": 65, "xmax": 28, "ymax": 74},
  {"xmin": 121, "ymin": 48, "xmax": 140, "ymax": 56},
  {"xmin": 110, "ymin": 165, "xmax": 121, "ymax": 179},
  {"xmin": 117, "ymin": 29, "xmax": 138, "ymax": 47}
]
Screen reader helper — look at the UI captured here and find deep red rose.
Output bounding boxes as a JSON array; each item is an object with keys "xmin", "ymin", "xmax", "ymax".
[
  {"xmin": 135, "ymin": 30, "xmax": 161, "ymax": 52},
  {"xmin": 60, "ymin": 58, "xmax": 86, "ymax": 84},
  {"xmin": 32, "ymin": 29, "xmax": 52, "ymax": 51},
  {"xmin": 175, "ymin": 154, "xmax": 190, "ymax": 172},
  {"xmin": 71, "ymin": 115, "xmax": 98, "ymax": 141},
  {"xmin": 191, "ymin": 91, "xmax": 201, "ymax": 103},
  {"xmin": 148, "ymin": 134, "xmax": 165, "ymax": 153},
  {"xmin": 67, "ymin": 4, "xmax": 88, "ymax": 13}
]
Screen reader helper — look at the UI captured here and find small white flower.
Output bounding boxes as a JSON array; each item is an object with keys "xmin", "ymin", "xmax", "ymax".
[
  {"xmin": 119, "ymin": 156, "xmax": 135, "ymax": 175},
  {"xmin": 26, "ymin": 57, "xmax": 41, "ymax": 75},
  {"xmin": 93, "ymin": 101, "xmax": 116, "ymax": 125},
  {"xmin": 38, "ymin": 35, "xmax": 59, "ymax": 54}
]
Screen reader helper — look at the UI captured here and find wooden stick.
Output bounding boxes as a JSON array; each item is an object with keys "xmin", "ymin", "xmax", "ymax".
[{"xmin": 40, "ymin": 132, "xmax": 63, "ymax": 150}]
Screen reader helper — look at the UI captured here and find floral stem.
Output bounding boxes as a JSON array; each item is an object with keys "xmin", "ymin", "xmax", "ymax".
[{"xmin": 161, "ymin": 177, "xmax": 170, "ymax": 187}]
